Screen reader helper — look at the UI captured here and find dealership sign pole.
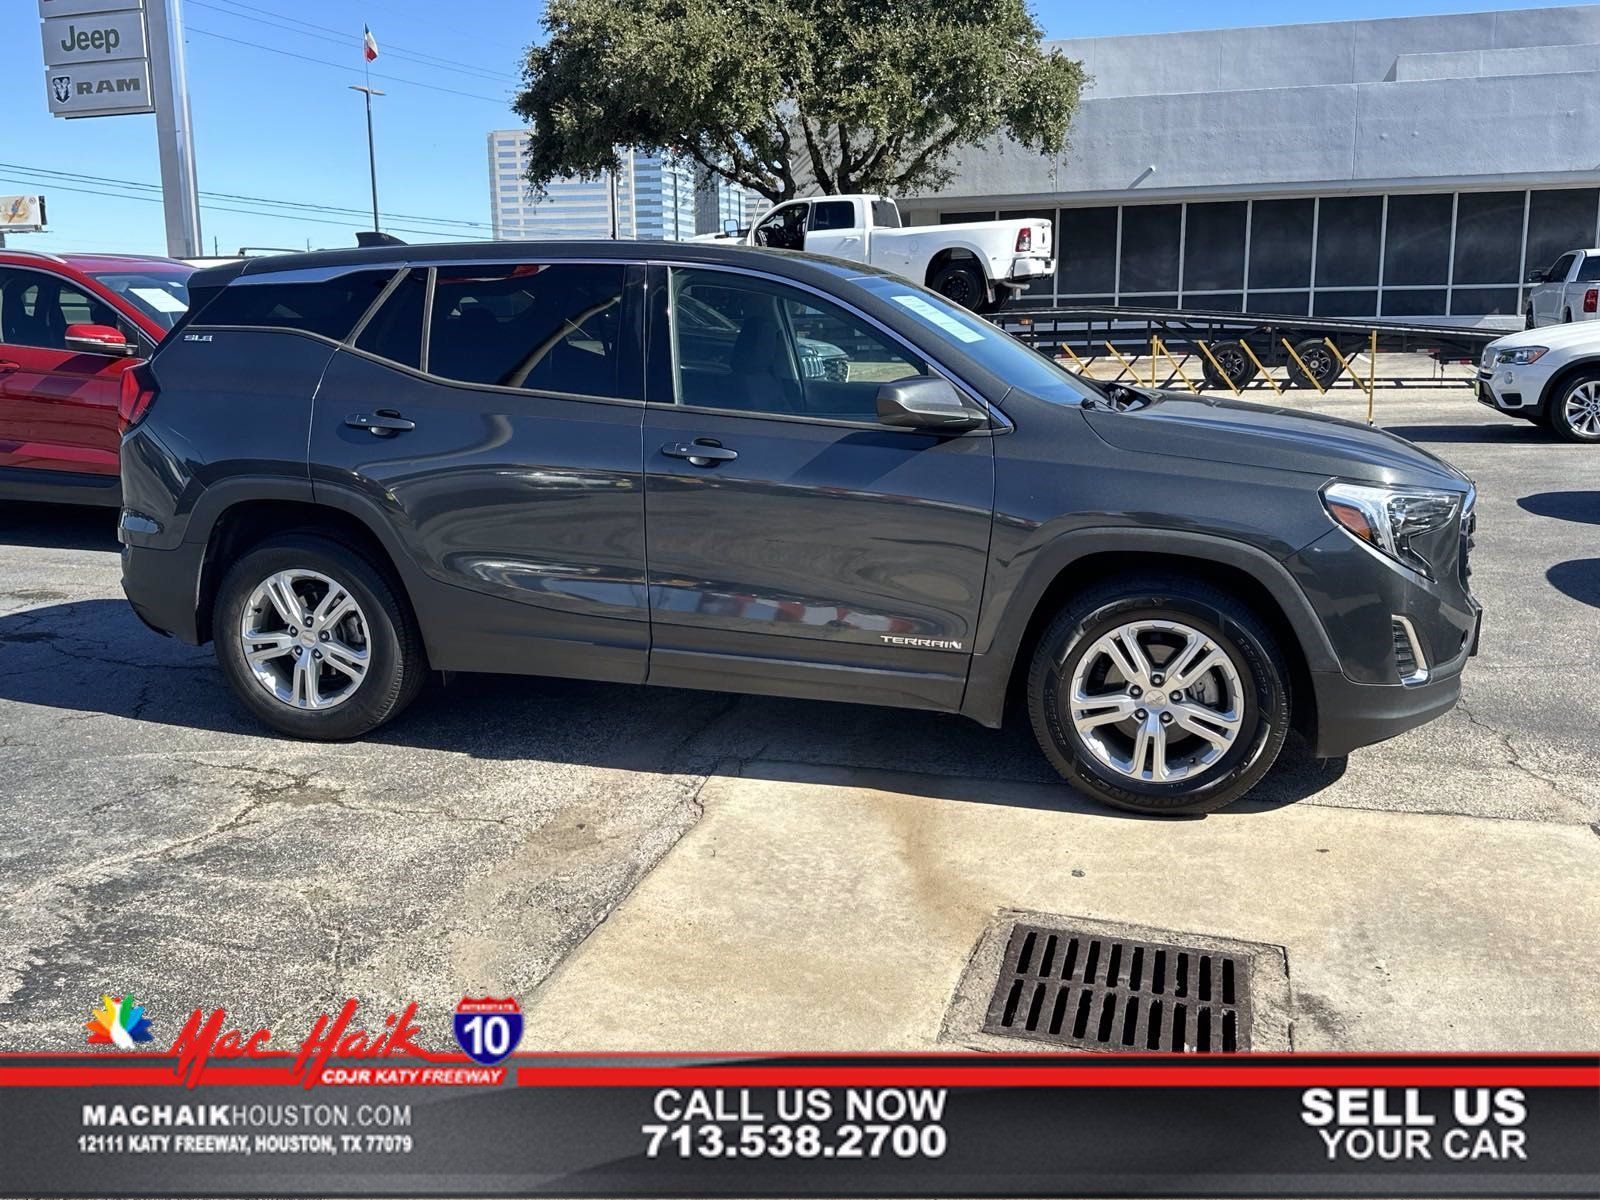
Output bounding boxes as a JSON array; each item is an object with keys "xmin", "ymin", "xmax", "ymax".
[{"xmin": 38, "ymin": 0, "xmax": 202, "ymax": 258}]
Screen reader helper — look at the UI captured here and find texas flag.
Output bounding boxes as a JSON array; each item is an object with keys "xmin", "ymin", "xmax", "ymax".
[{"xmin": 362, "ymin": 24, "xmax": 378, "ymax": 62}]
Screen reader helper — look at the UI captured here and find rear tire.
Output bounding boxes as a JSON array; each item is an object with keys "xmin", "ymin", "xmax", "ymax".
[
  {"xmin": 1548, "ymin": 369, "xmax": 1600, "ymax": 443},
  {"xmin": 1026, "ymin": 576, "xmax": 1290, "ymax": 815},
  {"xmin": 929, "ymin": 262, "xmax": 987, "ymax": 311},
  {"xmin": 1285, "ymin": 338, "xmax": 1343, "ymax": 389},
  {"xmin": 212, "ymin": 533, "xmax": 426, "ymax": 739}
]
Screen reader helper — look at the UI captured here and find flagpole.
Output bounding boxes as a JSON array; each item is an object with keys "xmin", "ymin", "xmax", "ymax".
[{"xmin": 351, "ymin": 26, "xmax": 381, "ymax": 234}]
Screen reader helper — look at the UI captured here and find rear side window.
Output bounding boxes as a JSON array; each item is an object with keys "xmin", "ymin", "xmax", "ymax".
[
  {"xmin": 426, "ymin": 263, "xmax": 632, "ymax": 399},
  {"xmin": 1579, "ymin": 255, "xmax": 1600, "ymax": 282},
  {"xmin": 196, "ymin": 269, "xmax": 395, "ymax": 340},
  {"xmin": 871, "ymin": 199, "xmax": 901, "ymax": 229},
  {"xmin": 354, "ymin": 268, "xmax": 426, "ymax": 369},
  {"xmin": 810, "ymin": 201, "xmax": 856, "ymax": 232}
]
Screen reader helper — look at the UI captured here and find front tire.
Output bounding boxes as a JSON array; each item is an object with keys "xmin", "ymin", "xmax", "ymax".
[
  {"xmin": 213, "ymin": 533, "xmax": 426, "ymax": 739},
  {"xmin": 1549, "ymin": 370, "xmax": 1600, "ymax": 442},
  {"xmin": 1026, "ymin": 576, "xmax": 1290, "ymax": 815}
]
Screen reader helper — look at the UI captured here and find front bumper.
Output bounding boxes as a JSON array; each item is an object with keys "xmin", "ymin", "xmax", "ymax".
[
  {"xmin": 1476, "ymin": 368, "xmax": 1538, "ymax": 414},
  {"xmin": 1309, "ymin": 661, "xmax": 1468, "ymax": 757}
]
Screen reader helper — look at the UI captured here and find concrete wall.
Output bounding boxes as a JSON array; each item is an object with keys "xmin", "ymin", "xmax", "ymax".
[{"xmin": 903, "ymin": 5, "xmax": 1600, "ymax": 213}]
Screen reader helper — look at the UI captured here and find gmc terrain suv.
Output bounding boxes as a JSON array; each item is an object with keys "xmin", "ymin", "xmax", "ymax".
[{"xmin": 119, "ymin": 243, "xmax": 1481, "ymax": 814}]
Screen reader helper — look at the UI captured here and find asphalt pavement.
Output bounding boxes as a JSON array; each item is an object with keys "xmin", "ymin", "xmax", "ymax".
[{"xmin": 0, "ymin": 382, "xmax": 1596, "ymax": 1051}]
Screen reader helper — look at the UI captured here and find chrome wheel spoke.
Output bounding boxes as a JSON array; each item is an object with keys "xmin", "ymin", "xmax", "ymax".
[
  {"xmin": 1072, "ymin": 691, "xmax": 1139, "ymax": 731},
  {"xmin": 263, "ymin": 574, "xmax": 303, "ymax": 626},
  {"xmin": 244, "ymin": 633, "xmax": 296, "ymax": 666},
  {"xmin": 1104, "ymin": 629, "xmax": 1153, "ymax": 686},
  {"xmin": 322, "ymin": 639, "xmax": 368, "ymax": 681},
  {"xmin": 292, "ymin": 654, "xmax": 321, "ymax": 708},
  {"xmin": 1171, "ymin": 700, "xmax": 1241, "ymax": 749},
  {"xmin": 1167, "ymin": 644, "xmax": 1226, "ymax": 692}
]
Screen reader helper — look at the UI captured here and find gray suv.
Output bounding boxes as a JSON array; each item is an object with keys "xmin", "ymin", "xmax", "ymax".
[{"xmin": 118, "ymin": 242, "xmax": 1481, "ymax": 814}]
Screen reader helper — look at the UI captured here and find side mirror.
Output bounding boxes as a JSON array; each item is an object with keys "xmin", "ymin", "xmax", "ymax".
[
  {"xmin": 876, "ymin": 376, "xmax": 984, "ymax": 432},
  {"xmin": 721, "ymin": 218, "xmax": 739, "ymax": 236},
  {"xmin": 1527, "ymin": 269, "xmax": 1549, "ymax": 284},
  {"xmin": 64, "ymin": 323, "xmax": 138, "ymax": 357}
]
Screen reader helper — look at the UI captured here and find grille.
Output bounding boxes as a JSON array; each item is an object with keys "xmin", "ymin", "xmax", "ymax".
[
  {"xmin": 1393, "ymin": 620, "xmax": 1420, "ymax": 678},
  {"xmin": 983, "ymin": 923, "xmax": 1251, "ymax": 1053}
]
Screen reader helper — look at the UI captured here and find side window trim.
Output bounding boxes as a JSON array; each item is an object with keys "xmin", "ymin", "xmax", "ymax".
[
  {"xmin": 651, "ymin": 260, "xmax": 1002, "ymax": 431},
  {"xmin": 419, "ymin": 267, "xmax": 436, "ymax": 374},
  {"xmin": 343, "ymin": 268, "xmax": 409, "ymax": 346}
]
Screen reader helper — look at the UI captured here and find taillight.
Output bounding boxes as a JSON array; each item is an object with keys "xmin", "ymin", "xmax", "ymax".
[
  {"xmin": 1015, "ymin": 227, "xmax": 1032, "ymax": 253},
  {"xmin": 1585, "ymin": 287, "xmax": 1597, "ymax": 314},
  {"xmin": 118, "ymin": 363, "xmax": 157, "ymax": 431}
]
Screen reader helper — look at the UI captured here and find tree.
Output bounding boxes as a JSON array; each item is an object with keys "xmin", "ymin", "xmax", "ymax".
[{"xmin": 513, "ymin": 0, "xmax": 1086, "ymax": 206}]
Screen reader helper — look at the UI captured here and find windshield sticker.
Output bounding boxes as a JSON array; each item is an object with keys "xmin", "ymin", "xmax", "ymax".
[
  {"xmin": 890, "ymin": 294, "xmax": 986, "ymax": 343},
  {"xmin": 129, "ymin": 286, "xmax": 187, "ymax": 313}
]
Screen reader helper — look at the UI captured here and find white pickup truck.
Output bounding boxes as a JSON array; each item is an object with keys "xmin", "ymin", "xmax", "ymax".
[
  {"xmin": 1525, "ymin": 247, "xmax": 1600, "ymax": 327},
  {"xmin": 742, "ymin": 194, "xmax": 1054, "ymax": 312}
]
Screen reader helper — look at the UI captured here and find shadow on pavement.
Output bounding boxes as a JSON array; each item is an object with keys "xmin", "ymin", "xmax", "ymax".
[
  {"xmin": 1518, "ymin": 491, "xmax": 1600, "ymax": 526},
  {"xmin": 0, "ymin": 597, "xmax": 1345, "ymax": 817},
  {"xmin": 1381, "ymin": 422, "xmax": 1545, "ymax": 444},
  {"xmin": 1547, "ymin": 559, "xmax": 1600, "ymax": 610},
  {"xmin": 0, "ymin": 502, "xmax": 120, "ymax": 551}
]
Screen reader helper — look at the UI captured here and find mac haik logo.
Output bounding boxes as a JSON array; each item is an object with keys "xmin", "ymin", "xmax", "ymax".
[
  {"xmin": 51, "ymin": 75, "xmax": 72, "ymax": 104},
  {"xmin": 169, "ymin": 999, "xmax": 424, "ymax": 1088},
  {"xmin": 86, "ymin": 994, "xmax": 154, "ymax": 1048}
]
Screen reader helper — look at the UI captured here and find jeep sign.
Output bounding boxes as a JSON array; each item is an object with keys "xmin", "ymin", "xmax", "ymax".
[
  {"xmin": 44, "ymin": 58, "xmax": 154, "ymax": 117},
  {"xmin": 41, "ymin": 10, "xmax": 148, "ymax": 67}
]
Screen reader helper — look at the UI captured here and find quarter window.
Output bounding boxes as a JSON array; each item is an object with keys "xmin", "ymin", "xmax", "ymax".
[
  {"xmin": 426, "ymin": 262, "xmax": 632, "ymax": 398},
  {"xmin": 810, "ymin": 201, "xmax": 856, "ymax": 232},
  {"xmin": 668, "ymin": 268, "xmax": 923, "ymax": 422},
  {"xmin": 196, "ymin": 269, "xmax": 395, "ymax": 340},
  {"xmin": 0, "ymin": 268, "xmax": 120, "ymax": 351}
]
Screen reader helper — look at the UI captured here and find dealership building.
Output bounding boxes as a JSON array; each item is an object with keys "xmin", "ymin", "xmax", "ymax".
[{"xmin": 900, "ymin": 4, "xmax": 1600, "ymax": 325}]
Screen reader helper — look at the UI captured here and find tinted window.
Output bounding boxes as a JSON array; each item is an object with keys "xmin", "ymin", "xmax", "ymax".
[
  {"xmin": 1247, "ymin": 290, "xmax": 1309, "ymax": 316},
  {"xmin": 669, "ymin": 268, "xmax": 923, "ymax": 421},
  {"xmin": 354, "ymin": 268, "xmax": 426, "ymax": 369},
  {"xmin": 871, "ymin": 200, "xmax": 901, "ymax": 229},
  {"xmin": 1383, "ymin": 193, "xmax": 1452, "ymax": 287},
  {"xmin": 1056, "ymin": 206, "xmax": 1117, "ymax": 295},
  {"xmin": 427, "ymin": 263, "xmax": 631, "ymax": 398},
  {"xmin": 1579, "ymin": 256, "xmax": 1600, "ymax": 282},
  {"xmin": 198, "ymin": 269, "xmax": 394, "ymax": 339},
  {"xmin": 1119, "ymin": 204, "xmax": 1181, "ymax": 293},
  {"xmin": 1248, "ymin": 198, "xmax": 1314, "ymax": 289},
  {"xmin": 1183, "ymin": 201, "xmax": 1246, "ymax": 293},
  {"xmin": 1526, "ymin": 189, "xmax": 1598, "ymax": 278},
  {"xmin": 1315, "ymin": 196, "xmax": 1382, "ymax": 287},
  {"xmin": 1452, "ymin": 191, "xmax": 1524, "ymax": 284},
  {"xmin": 1381, "ymin": 288, "xmax": 1447, "ymax": 317},
  {"xmin": 810, "ymin": 201, "xmax": 856, "ymax": 231},
  {"xmin": 1546, "ymin": 253, "xmax": 1577, "ymax": 282},
  {"xmin": 1450, "ymin": 287, "xmax": 1519, "ymax": 317},
  {"xmin": 1312, "ymin": 290, "xmax": 1377, "ymax": 318},
  {"xmin": 0, "ymin": 267, "xmax": 119, "ymax": 350}
]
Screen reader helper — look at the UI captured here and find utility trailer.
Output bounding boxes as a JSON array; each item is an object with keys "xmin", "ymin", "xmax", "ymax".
[{"xmin": 996, "ymin": 304, "xmax": 1505, "ymax": 391}]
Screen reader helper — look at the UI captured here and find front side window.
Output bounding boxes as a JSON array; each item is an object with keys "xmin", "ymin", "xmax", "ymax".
[
  {"xmin": 426, "ymin": 262, "xmax": 631, "ymax": 399},
  {"xmin": 196, "ymin": 269, "xmax": 395, "ymax": 340},
  {"xmin": 668, "ymin": 268, "xmax": 923, "ymax": 422},
  {"xmin": 753, "ymin": 203, "xmax": 808, "ymax": 250},
  {"xmin": 0, "ymin": 267, "xmax": 119, "ymax": 350}
]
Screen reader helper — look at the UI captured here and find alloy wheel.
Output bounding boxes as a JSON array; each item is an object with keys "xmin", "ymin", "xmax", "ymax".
[
  {"xmin": 1563, "ymin": 380, "xmax": 1600, "ymax": 438},
  {"xmin": 1066, "ymin": 619, "xmax": 1244, "ymax": 783},
  {"xmin": 238, "ymin": 569, "xmax": 371, "ymax": 710}
]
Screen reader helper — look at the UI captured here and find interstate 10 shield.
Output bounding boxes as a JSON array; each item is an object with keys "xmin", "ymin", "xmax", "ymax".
[{"xmin": 452, "ymin": 997, "xmax": 522, "ymax": 1066}]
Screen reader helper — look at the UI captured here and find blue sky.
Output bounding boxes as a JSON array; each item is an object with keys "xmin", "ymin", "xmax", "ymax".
[{"xmin": 0, "ymin": 0, "xmax": 1580, "ymax": 256}]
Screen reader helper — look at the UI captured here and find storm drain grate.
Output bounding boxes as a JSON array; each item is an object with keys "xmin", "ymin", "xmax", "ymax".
[{"xmin": 982, "ymin": 923, "xmax": 1252, "ymax": 1053}]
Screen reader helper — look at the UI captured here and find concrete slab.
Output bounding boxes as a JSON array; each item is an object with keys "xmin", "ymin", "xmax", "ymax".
[{"xmin": 521, "ymin": 762, "xmax": 1600, "ymax": 1052}]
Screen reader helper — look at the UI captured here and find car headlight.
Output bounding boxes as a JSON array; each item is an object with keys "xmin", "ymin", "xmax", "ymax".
[
  {"xmin": 1322, "ymin": 481, "xmax": 1461, "ymax": 579},
  {"xmin": 1493, "ymin": 345, "xmax": 1547, "ymax": 366}
]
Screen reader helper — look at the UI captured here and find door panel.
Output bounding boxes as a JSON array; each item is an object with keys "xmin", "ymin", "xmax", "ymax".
[
  {"xmin": 307, "ymin": 261, "xmax": 649, "ymax": 683},
  {"xmin": 0, "ymin": 267, "xmax": 132, "ymax": 477},
  {"xmin": 644, "ymin": 266, "xmax": 995, "ymax": 712}
]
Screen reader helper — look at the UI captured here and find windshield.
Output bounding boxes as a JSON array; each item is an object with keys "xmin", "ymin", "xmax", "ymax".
[
  {"xmin": 850, "ymin": 275, "xmax": 1102, "ymax": 405},
  {"xmin": 87, "ymin": 268, "xmax": 193, "ymax": 330}
]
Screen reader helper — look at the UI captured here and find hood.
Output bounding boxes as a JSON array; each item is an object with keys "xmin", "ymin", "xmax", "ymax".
[
  {"xmin": 1485, "ymin": 320, "xmax": 1600, "ymax": 356},
  {"xmin": 1080, "ymin": 390, "xmax": 1470, "ymax": 488}
]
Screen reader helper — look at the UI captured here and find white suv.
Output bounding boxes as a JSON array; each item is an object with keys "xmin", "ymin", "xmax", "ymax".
[
  {"xmin": 1477, "ymin": 321, "xmax": 1600, "ymax": 441},
  {"xmin": 1524, "ymin": 248, "xmax": 1600, "ymax": 327}
]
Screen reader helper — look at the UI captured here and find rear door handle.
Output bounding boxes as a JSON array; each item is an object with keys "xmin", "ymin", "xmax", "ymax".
[
  {"xmin": 345, "ymin": 411, "xmax": 415, "ymax": 436},
  {"xmin": 0, "ymin": 360, "xmax": 19, "ymax": 375},
  {"xmin": 661, "ymin": 440, "xmax": 738, "ymax": 466}
]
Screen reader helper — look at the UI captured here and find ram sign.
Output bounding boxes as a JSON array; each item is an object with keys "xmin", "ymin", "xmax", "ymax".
[{"xmin": 38, "ymin": 0, "xmax": 154, "ymax": 118}]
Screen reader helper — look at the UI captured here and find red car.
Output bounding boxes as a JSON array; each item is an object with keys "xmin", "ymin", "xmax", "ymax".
[{"xmin": 0, "ymin": 250, "xmax": 194, "ymax": 506}]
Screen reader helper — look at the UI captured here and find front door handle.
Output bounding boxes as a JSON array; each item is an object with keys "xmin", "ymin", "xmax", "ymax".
[
  {"xmin": 661, "ymin": 439, "xmax": 738, "ymax": 466},
  {"xmin": 0, "ymin": 360, "xmax": 19, "ymax": 375},
  {"xmin": 345, "ymin": 411, "xmax": 415, "ymax": 436}
]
